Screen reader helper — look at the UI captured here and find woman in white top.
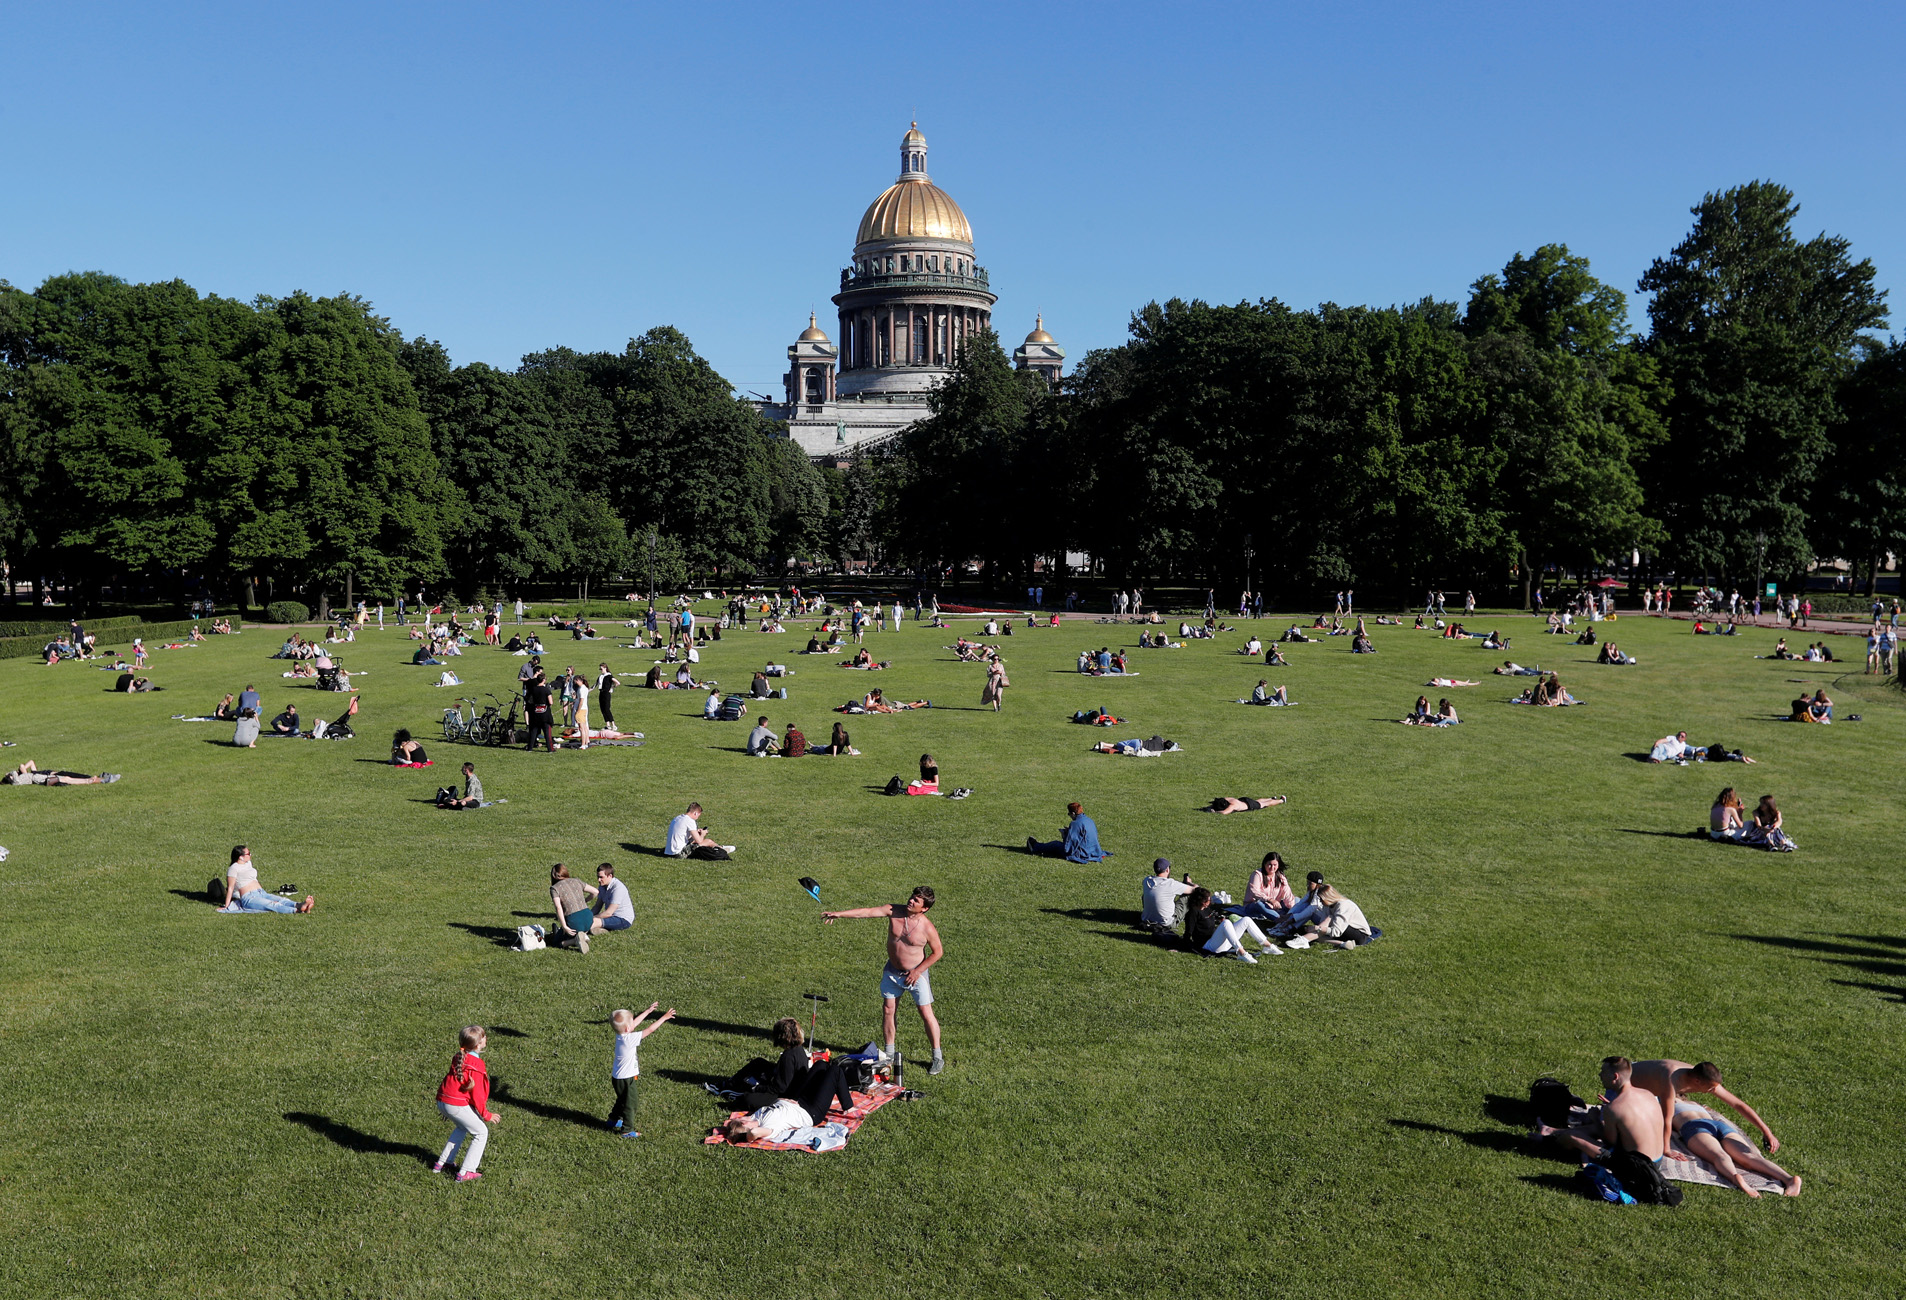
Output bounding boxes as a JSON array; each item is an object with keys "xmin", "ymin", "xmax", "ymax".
[
  {"xmin": 570, "ymin": 676, "xmax": 591, "ymax": 749},
  {"xmin": 1288, "ymin": 885, "xmax": 1370, "ymax": 948},
  {"xmin": 218, "ymin": 844, "xmax": 313, "ymax": 913}
]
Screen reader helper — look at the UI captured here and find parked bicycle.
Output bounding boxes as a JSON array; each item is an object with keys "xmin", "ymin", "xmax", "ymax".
[{"xmin": 441, "ymin": 697, "xmax": 481, "ymax": 743}]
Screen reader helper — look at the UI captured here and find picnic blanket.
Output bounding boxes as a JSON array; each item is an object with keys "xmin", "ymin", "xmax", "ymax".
[
  {"xmin": 702, "ymin": 1082, "xmax": 905, "ymax": 1153},
  {"xmin": 1660, "ymin": 1139, "xmax": 1785, "ymax": 1196}
]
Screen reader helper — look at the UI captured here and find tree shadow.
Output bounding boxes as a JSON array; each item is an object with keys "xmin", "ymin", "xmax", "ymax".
[
  {"xmin": 981, "ymin": 843, "xmax": 1042, "ymax": 856},
  {"xmin": 1836, "ymin": 933, "xmax": 1906, "ymax": 949},
  {"xmin": 669, "ymin": 1014, "xmax": 774, "ymax": 1041},
  {"xmin": 448, "ymin": 921, "xmax": 519, "ymax": 947},
  {"xmin": 1732, "ymin": 933, "xmax": 1899, "ymax": 959},
  {"xmin": 284, "ymin": 1112, "xmax": 435, "ymax": 1164},
  {"xmin": 1518, "ymin": 1171, "xmax": 1594, "ymax": 1198},
  {"xmin": 1830, "ymin": 979, "xmax": 1906, "ymax": 1006},
  {"xmin": 655, "ymin": 1066, "xmax": 736, "ymax": 1092},
  {"xmin": 492, "ymin": 1082, "xmax": 600, "ymax": 1130},
  {"xmin": 1091, "ymin": 928, "xmax": 1170, "ymax": 948},
  {"xmin": 1041, "ymin": 906, "xmax": 1143, "ymax": 926}
]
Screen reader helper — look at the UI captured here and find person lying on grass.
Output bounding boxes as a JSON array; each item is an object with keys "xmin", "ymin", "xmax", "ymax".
[
  {"xmin": 1649, "ymin": 730, "xmax": 1696, "ymax": 763},
  {"xmin": 1279, "ymin": 624, "xmax": 1316, "ymax": 643},
  {"xmin": 218, "ymin": 844, "xmax": 314, "ymax": 913},
  {"xmin": 1628, "ymin": 1058, "xmax": 1784, "ymax": 1160},
  {"xmin": 1204, "ymin": 795, "xmax": 1287, "ymax": 815},
  {"xmin": 863, "ymin": 688, "xmax": 929, "ymax": 712},
  {"xmin": 3, "ymin": 761, "xmax": 121, "ymax": 786},
  {"xmin": 1426, "ymin": 677, "xmax": 1480, "ymax": 687},
  {"xmin": 1493, "ymin": 661, "xmax": 1539, "ymax": 676},
  {"xmin": 1671, "ymin": 1098, "xmax": 1801, "ymax": 1197}
]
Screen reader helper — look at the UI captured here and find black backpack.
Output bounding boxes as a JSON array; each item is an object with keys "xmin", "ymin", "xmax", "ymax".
[
  {"xmin": 1604, "ymin": 1148, "xmax": 1684, "ymax": 1207},
  {"xmin": 883, "ymin": 774, "xmax": 906, "ymax": 796},
  {"xmin": 207, "ymin": 877, "xmax": 225, "ymax": 905},
  {"xmin": 1528, "ymin": 1076, "xmax": 1586, "ymax": 1127}
]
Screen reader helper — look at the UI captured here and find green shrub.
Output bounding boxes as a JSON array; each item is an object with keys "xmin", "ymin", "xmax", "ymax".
[
  {"xmin": 264, "ymin": 601, "xmax": 311, "ymax": 624},
  {"xmin": 0, "ymin": 618, "xmax": 209, "ymax": 661}
]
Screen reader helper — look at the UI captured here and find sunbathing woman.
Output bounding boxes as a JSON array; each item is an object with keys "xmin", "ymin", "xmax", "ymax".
[
  {"xmin": 1671, "ymin": 1098, "xmax": 1801, "ymax": 1197},
  {"xmin": 3, "ymin": 761, "xmax": 121, "ymax": 786},
  {"xmin": 863, "ymin": 688, "xmax": 929, "ymax": 713},
  {"xmin": 1205, "ymin": 794, "xmax": 1288, "ymax": 814},
  {"xmin": 1710, "ymin": 788, "xmax": 1747, "ymax": 840},
  {"xmin": 1427, "ymin": 677, "xmax": 1480, "ymax": 687}
]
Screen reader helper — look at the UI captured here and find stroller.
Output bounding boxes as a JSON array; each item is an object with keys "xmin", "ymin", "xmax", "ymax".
[{"xmin": 316, "ymin": 666, "xmax": 344, "ymax": 692}]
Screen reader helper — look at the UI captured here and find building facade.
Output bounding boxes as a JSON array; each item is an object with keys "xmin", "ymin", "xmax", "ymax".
[{"xmin": 755, "ymin": 125, "xmax": 1062, "ymax": 457}]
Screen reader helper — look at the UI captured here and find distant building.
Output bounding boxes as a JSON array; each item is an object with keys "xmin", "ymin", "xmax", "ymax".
[{"xmin": 754, "ymin": 124, "xmax": 1061, "ymax": 457}]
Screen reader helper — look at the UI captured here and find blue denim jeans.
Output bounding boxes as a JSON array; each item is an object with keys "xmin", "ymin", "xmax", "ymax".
[{"xmin": 238, "ymin": 889, "xmax": 298, "ymax": 913}]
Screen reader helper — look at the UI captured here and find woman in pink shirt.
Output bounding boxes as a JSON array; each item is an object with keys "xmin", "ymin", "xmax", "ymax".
[{"xmin": 1236, "ymin": 851, "xmax": 1296, "ymax": 922}]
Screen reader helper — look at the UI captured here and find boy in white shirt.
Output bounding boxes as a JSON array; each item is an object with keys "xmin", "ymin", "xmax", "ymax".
[{"xmin": 608, "ymin": 1002, "xmax": 675, "ymax": 1137}]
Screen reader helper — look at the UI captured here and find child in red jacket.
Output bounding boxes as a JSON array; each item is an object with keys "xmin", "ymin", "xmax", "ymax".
[{"xmin": 434, "ymin": 1026, "xmax": 499, "ymax": 1182}]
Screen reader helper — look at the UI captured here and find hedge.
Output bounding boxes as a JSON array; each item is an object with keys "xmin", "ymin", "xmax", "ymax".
[
  {"xmin": 0, "ymin": 619, "xmax": 211, "ymax": 661},
  {"xmin": 0, "ymin": 614, "xmax": 150, "ymax": 638},
  {"xmin": 264, "ymin": 601, "xmax": 311, "ymax": 624}
]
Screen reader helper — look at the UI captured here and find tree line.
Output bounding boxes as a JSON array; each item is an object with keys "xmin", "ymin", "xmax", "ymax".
[{"xmin": 2, "ymin": 180, "xmax": 1900, "ymax": 610}]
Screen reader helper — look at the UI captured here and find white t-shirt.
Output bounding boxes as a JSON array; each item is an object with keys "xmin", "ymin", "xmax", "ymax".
[
  {"xmin": 595, "ymin": 877, "xmax": 633, "ymax": 923},
  {"xmin": 572, "ymin": 681, "xmax": 589, "ymax": 710},
  {"xmin": 228, "ymin": 863, "xmax": 259, "ymax": 892},
  {"xmin": 751, "ymin": 1098, "xmax": 813, "ymax": 1138},
  {"xmin": 665, "ymin": 814, "xmax": 695, "ymax": 856},
  {"xmin": 1142, "ymin": 875, "xmax": 1194, "ymax": 926},
  {"xmin": 612, "ymin": 1028, "xmax": 641, "ymax": 1079}
]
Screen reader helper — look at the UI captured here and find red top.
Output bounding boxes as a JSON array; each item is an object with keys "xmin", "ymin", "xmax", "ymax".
[{"xmin": 437, "ymin": 1051, "xmax": 493, "ymax": 1116}]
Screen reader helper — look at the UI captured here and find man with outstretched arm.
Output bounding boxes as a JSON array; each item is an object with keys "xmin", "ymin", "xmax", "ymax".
[
  {"xmin": 1629, "ymin": 1058, "xmax": 1780, "ymax": 1154},
  {"xmin": 823, "ymin": 886, "xmax": 945, "ymax": 1075}
]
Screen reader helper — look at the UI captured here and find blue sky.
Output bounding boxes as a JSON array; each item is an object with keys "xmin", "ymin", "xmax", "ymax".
[{"xmin": 4, "ymin": 2, "xmax": 1900, "ymax": 396}]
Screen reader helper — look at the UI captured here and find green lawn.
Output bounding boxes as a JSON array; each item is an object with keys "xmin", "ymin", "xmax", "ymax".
[{"xmin": 1, "ymin": 609, "xmax": 1901, "ymax": 1298}]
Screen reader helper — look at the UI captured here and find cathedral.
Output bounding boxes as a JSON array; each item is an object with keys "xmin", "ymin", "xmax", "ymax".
[{"xmin": 754, "ymin": 124, "xmax": 1064, "ymax": 457}]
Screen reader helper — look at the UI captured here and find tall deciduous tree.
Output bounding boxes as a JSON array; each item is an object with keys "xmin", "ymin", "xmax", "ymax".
[{"xmin": 1639, "ymin": 181, "xmax": 1888, "ymax": 581}]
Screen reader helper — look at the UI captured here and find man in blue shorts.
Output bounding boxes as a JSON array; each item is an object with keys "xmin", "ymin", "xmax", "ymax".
[{"xmin": 823, "ymin": 886, "xmax": 944, "ymax": 1074}]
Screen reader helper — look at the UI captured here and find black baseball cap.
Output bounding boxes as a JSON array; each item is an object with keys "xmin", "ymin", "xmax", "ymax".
[
  {"xmin": 1306, "ymin": 870, "xmax": 1325, "ymax": 884},
  {"xmin": 1153, "ymin": 858, "xmax": 1172, "ymax": 873}
]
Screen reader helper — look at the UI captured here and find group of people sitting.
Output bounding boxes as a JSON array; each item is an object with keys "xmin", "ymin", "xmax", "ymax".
[
  {"xmin": 714, "ymin": 1018, "xmax": 866, "ymax": 1146},
  {"xmin": 1136, "ymin": 630, "xmax": 1182, "ymax": 649},
  {"xmin": 837, "ymin": 688, "xmax": 930, "ymax": 713},
  {"xmin": 1710, "ymin": 788, "xmax": 1796, "ymax": 850},
  {"xmin": 1594, "ymin": 641, "xmax": 1637, "ymax": 664},
  {"xmin": 1400, "ymin": 695, "xmax": 1459, "ymax": 726},
  {"xmin": 1077, "ymin": 648, "xmax": 1131, "ymax": 675},
  {"xmin": 1140, "ymin": 854, "xmax": 1376, "ymax": 962},
  {"xmin": 1532, "ymin": 1055, "xmax": 1800, "ymax": 1199},
  {"xmin": 1786, "ymin": 688, "xmax": 1836, "ymax": 723},
  {"xmin": 547, "ymin": 862, "xmax": 634, "ymax": 952},
  {"xmin": 1689, "ymin": 617, "xmax": 1741, "ymax": 636},
  {"xmin": 1509, "ymin": 673, "xmax": 1576, "ymax": 705},
  {"xmin": 502, "ymin": 633, "xmax": 547, "ymax": 655}
]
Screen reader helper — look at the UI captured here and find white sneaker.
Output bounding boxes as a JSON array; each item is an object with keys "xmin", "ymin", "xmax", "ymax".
[
  {"xmin": 1286, "ymin": 935, "xmax": 1313, "ymax": 949},
  {"xmin": 721, "ymin": 845, "xmax": 737, "ymax": 854},
  {"xmin": 1261, "ymin": 945, "xmax": 1284, "ymax": 956},
  {"xmin": 1232, "ymin": 949, "xmax": 1258, "ymax": 964}
]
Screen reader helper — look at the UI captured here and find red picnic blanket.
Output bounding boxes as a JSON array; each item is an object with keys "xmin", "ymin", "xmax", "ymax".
[{"xmin": 701, "ymin": 1082, "xmax": 904, "ymax": 1152}]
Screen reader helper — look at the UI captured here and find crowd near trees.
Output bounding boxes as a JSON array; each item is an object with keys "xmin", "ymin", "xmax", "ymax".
[{"xmin": 1, "ymin": 180, "xmax": 1901, "ymax": 611}]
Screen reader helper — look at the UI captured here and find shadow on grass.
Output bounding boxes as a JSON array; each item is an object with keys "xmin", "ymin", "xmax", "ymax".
[
  {"xmin": 488, "ymin": 1025, "xmax": 531, "ymax": 1038},
  {"xmin": 621, "ymin": 842, "xmax": 669, "ymax": 857},
  {"xmin": 1836, "ymin": 933, "xmax": 1906, "ymax": 949},
  {"xmin": 284, "ymin": 1112, "xmax": 435, "ymax": 1164},
  {"xmin": 669, "ymin": 1014, "xmax": 774, "ymax": 1041},
  {"xmin": 1387, "ymin": 1117, "xmax": 1527, "ymax": 1155},
  {"xmin": 449, "ymin": 921, "xmax": 518, "ymax": 947},
  {"xmin": 655, "ymin": 1067, "xmax": 735, "ymax": 1092},
  {"xmin": 1518, "ymin": 1172, "xmax": 1593, "ymax": 1198},
  {"xmin": 492, "ymin": 1082, "xmax": 600, "ymax": 1130},
  {"xmin": 1092, "ymin": 928, "xmax": 1168, "ymax": 948},
  {"xmin": 1831, "ymin": 979, "xmax": 1906, "ymax": 1005},
  {"xmin": 1732, "ymin": 933, "xmax": 1906, "ymax": 981},
  {"xmin": 1614, "ymin": 828, "xmax": 1707, "ymax": 839},
  {"xmin": 1042, "ymin": 906, "xmax": 1143, "ymax": 926},
  {"xmin": 168, "ymin": 889, "xmax": 214, "ymax": 905},
  {"xmin": 980, "ymin": 843, "xmax": 1042, "ymax": 856}
]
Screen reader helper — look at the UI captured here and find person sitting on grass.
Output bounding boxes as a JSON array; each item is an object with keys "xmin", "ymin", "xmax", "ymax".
[
  {"xmin": 212, "ymin": 693, "xmax": 237, "ymax": 721},
  {"xmin": 1532, "ymin": 1056, "xmax": 1670, "ymax": 1169},
  {"xmin": 746, "ymin": 716, "xmax": 781, "ymax": 756},
  {"xmin": 1432, "ymin": 698, "xmax": 1460, "ymax": 725},
  {"xmin": 116, "ymin": 674, "xmax": 158, "ymax": 693},
  {"xmin": 1769, "ymin": 637, "xmax": 1793, "ymax": 659},
  {"xmin": 1351, "ymin": 631, "xmax": 1376, "ymax": 653},
  {"xmin": 550, "ymin": 862, "xmax": 596, "ymax": 953},
  {"xmin": 1140, "ymin": 858, "xmax": 1197, "ymax": 939},
  {"xmin": 1596, "ymin": 641, "xmax": 1637, "ymax": 665},
  {"xmin": 1233, "ymin": 851, "xmax": 1295, "ymax": 922},
  {"xmin": 1205, "ymin": 794, "xmax": 1287, "ymax": 815},
  {"xmin": 3, "ymin": 761, "xmax": 121, "ymax": 786},
  {"xmin": 1027, "ymin": 801, "xmax": 1109, "ymax": 862},
  {"xmin": 665, "ymin": 802, "xmax": 733, "ymax": 860},
  {"xmin": 1181, "ymin": 887, "xmax": 1281, "ymax": 963},
  {"xmin": 1400, "ymin": 695, "xmax": 1433, "ymax": 725},
  {"xmin": 1741, "ymin": 795, "xmax": 1796, "ymax": 851},
  {"xmin": 218, "ymin": 844, "xmax": 314, "ymax": 913},
  {"xmin": 817, "ymin": 722, "xmax": 857, "ymax": 756},
  {"xmin": 731, "ymin": 1017, "xmax": 860, "ymax": 1124},
  {"xmin": 1283, "ymin": 884, "xmax": 1373, "ymax": 949},
  {"xmin": 591, "ymin": 863, "xmax": 634, "ymax": 935},
  {"xmin": 391, "ymin": 730, "xmax": 431, "ymax": 766},
  {"xmin": 1279, "ymin": 624, "xmax": 1316, "ymax": 643},
  {"xmin": 1710, "ymin": 787, "xmax": 1747, "ymax": 840},
  {"xmin": 1807, "ymin": 689, "xmax": 1833, "ymax": 723},
  {"xmin": 1481, "ymin": 630, "xmax": 1510, "ymax": 649},
  {"xmin": 412, "ymin": 644, "xmax": 443, "ymax": 666},
  {"xmin": 863, "ymin": 688, "xmax": 929, "ymax": 712},
  {"xmin": 905, "ymin": 753, "xmax": 939, "ymax": 795},
  {"xmin": 439, "ymin": 761, "xmax": 485, "ymax": 809},
  {"xmin": 1247, "ymin": 680, "xmax": 1288, "ymax": 705},
  {"xmin": 1240, "ymin": 636, "xmax": 1263, "ymax": 656},
  {"xmin": 1574, "ymin": 626, "xmax": 1598, "ymax": 645},
  {"xmin": 1650, "ymin": 730, "xmax": 1697, "ymax": 763},
  {"xmin": 781, "ymin": 722, "xmax": 807, "ymax": 757},
  {"xmin": 1263, "ymin": 644, "xmax": 1289, "ymax": 666}
]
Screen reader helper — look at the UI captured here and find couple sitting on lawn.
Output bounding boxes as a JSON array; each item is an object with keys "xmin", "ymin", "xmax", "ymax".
[{"xmin": 547, "ymin": 862, "xmax": 634, "ymax": 953}]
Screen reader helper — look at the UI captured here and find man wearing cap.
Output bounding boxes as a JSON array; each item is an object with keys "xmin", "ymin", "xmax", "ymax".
[{"xmin": 1140, "ymin": 859, "xmax": 1196, "ymax": 940}]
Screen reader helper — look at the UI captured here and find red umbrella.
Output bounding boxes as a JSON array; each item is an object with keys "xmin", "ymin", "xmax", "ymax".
[{"xmin": 1593, "ymin": 577, "xmax": 1625, "ymax": 588}]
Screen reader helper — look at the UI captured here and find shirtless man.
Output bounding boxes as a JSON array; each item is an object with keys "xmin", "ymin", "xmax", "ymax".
[
  {"xmin": 1629, "ymin": 1058, "xmax": 1780, "ymax": 1155},
  {"xmin": 823, "ymin": 886, "xmax": 945, "ymax": 1074},
  {"xmin": 1532, "ymin": 1056, "xmax": 1670, "ymax": 1166}
]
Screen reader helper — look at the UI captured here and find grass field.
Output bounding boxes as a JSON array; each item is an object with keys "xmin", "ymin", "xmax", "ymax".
[{"xmin": 1, "ymin": 608, "xmax": 1901, "ymax": 1299}]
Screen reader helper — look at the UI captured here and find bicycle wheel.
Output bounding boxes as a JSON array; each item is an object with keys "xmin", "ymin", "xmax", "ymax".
[
  {"xmin": 469, "ymin": 716, "xmax": 491, "ymax": 746},
  {"xmin": 441, "ymin": 714, "xmax": 462, "ymax": 743}
]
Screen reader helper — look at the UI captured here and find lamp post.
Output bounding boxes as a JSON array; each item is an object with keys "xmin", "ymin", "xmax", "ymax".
[
  {"xmin": 1243, "ymin": 533, "xmax": 1254, "ymax": 615},
  {"xmin": 1754, "ymin": 530, "xmax": 1768, "ymax": 623}
]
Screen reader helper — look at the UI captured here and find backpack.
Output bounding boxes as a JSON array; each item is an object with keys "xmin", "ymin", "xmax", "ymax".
[
  {"xmin": 883, "ymin": 774, "xmax": 906, "ymax": 796},
  {"xmin": 1604, "ymin": 1148, "xmax": 1683, "ymax": 1206},
  {"xmin": 1527, "ymin": 1076, "xmax": 1586, "ymax": 1127},
  {"xmin": 435, "ymin": 787, "xmax": 457, "ymax": 806},
  {"xmin": 1578, "ymin": 1162, "xmax": 1637, "ymax": 1204},
  {"xmin": 207, "ymin": 877, "xmax": 226, "ymax": 905}
]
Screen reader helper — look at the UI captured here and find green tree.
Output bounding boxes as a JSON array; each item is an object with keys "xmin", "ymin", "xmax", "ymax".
[
  {"xmin": 566, "ymin": 495, "xmax": 631, "ymax": 604},
  {"xmin": 1819, "ymin": 339, "xmax": 1906, "ymax": 594},
  {"xmin": 1639, "ymin": 181, "xmax": 1888, "ymax": 582}
]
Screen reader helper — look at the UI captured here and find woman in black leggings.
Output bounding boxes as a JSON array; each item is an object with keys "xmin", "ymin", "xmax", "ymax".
[{"xmin": 595, "ymin": 663, "xmax": 619, "ymax": 732}]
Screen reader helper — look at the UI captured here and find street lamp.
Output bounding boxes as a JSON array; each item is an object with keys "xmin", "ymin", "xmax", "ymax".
[
  {"xmin": 1243, "ymin": 533, "xmax": 1254, "ymax": 610},
  {"xmin": 1754, "ymin": 530, "xmax": 1768, "ymax": 621}
]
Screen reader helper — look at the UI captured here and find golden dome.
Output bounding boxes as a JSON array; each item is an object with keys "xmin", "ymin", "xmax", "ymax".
[
  {"xmin": 799, "ymin": 311, "xmax": 830, "ymax": 342},
  {"xmin": 902, "ymin": 121, "xmax": 926, "ymax": 146},
  {"xmin": 1024, "ymin": 314, "xmax": 1053, "ymax": 344},
  {"xmin": 857, "ymin": 179, "xmax": 972, "ymax": 245}
]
